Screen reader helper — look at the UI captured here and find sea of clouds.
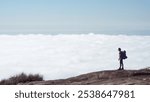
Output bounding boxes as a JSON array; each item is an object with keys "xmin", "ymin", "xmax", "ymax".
[{"xmin": 0, "ymin": 34, "xmax": 150, "ymax": 80}]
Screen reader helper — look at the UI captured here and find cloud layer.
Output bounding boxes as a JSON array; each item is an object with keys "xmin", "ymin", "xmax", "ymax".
[{"xmin": 0, "ymin": 34, "xmax": 149, "ymax": 80}]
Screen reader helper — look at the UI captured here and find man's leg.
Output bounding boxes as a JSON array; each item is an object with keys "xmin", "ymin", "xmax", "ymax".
[
  {"xmin": 121, "ymin": 59, "xmax": 124, "ymax": 70},
  {"xmin": 118, "ymin": 60, "xmax": 122, "ymax": 70}
]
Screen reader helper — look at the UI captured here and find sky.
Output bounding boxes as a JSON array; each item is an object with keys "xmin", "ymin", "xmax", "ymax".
[{"xmin": 0, "ymin": 0, "xmax": 150, "ymax": 34}]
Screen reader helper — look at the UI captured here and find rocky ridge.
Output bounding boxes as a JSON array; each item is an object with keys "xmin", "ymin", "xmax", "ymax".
[{"xmin": 19, "ymin": 68, "xmax": 150, "ymax": 85}]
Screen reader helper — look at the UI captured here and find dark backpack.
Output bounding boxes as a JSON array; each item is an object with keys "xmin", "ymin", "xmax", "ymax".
[{"xmin": 121, "ymin": 50, "xmax": 127, "ymax": 59}]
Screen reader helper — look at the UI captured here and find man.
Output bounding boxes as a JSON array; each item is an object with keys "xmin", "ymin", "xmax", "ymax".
[{"xmin": 118, "ymin": 48, "xmax": 124, "ymax": 70}]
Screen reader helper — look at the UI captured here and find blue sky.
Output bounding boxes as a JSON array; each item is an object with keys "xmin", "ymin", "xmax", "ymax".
[{"xmin": 0, "ymin": 0, "xmax": 150, "ymax": 34}]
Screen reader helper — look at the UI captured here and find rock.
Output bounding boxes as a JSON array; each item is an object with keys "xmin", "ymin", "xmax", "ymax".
[{"xmin": 19, "ymin": 68, "xmax": 150, "ymax": 85}]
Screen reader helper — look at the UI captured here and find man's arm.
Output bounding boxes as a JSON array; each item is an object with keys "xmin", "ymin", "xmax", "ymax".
[{"xmin": 118, "ymin": 52, "xmax": 121, "ymax": 60}]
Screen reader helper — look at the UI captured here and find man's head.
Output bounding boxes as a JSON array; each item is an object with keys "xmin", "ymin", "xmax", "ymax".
[{"xmin": 118, "ymin": 48, "xmax": 121, "ymax": 51}]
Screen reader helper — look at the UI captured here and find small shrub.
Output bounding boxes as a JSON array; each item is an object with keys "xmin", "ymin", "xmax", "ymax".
[{"xmin": 0, "ymin": 73, "xmax": 43, "ymax": 85}]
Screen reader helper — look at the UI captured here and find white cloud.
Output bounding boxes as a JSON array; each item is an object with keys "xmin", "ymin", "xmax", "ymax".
[{"xmin": 0, "ymin": 34, "xmax": 149, "ymax": 80}]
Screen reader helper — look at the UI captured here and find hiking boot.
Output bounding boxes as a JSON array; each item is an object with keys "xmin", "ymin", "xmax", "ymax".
[{"xmin": 118, "ymin": 68, "xmax": 122, "ymax": 70}]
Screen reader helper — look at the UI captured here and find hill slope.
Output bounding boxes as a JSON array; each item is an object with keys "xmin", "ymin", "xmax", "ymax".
[{"xmin": 19, "ymin": 68, "xmax": 150, "ymax": 85}]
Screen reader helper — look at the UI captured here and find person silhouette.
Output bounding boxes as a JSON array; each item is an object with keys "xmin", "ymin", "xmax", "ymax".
[{"xmin": 118, "ymin": 48, "xmax": 124, "ymax": 70}]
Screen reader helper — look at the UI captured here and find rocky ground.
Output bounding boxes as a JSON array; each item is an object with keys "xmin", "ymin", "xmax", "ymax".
[{"xmin": 19, "ymin": 68, "xmax": 150, "ymax": 85}]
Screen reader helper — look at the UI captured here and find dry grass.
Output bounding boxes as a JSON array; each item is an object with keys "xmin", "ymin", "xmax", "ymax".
[{"xmin": 0, "ymin": 73, "xmax": 43, "ymax": 85}]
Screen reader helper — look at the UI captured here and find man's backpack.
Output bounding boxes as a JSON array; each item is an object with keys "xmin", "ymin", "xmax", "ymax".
[{"xmin": 122, "ymin": 50, "xmax": 127, "ymax": 59}]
